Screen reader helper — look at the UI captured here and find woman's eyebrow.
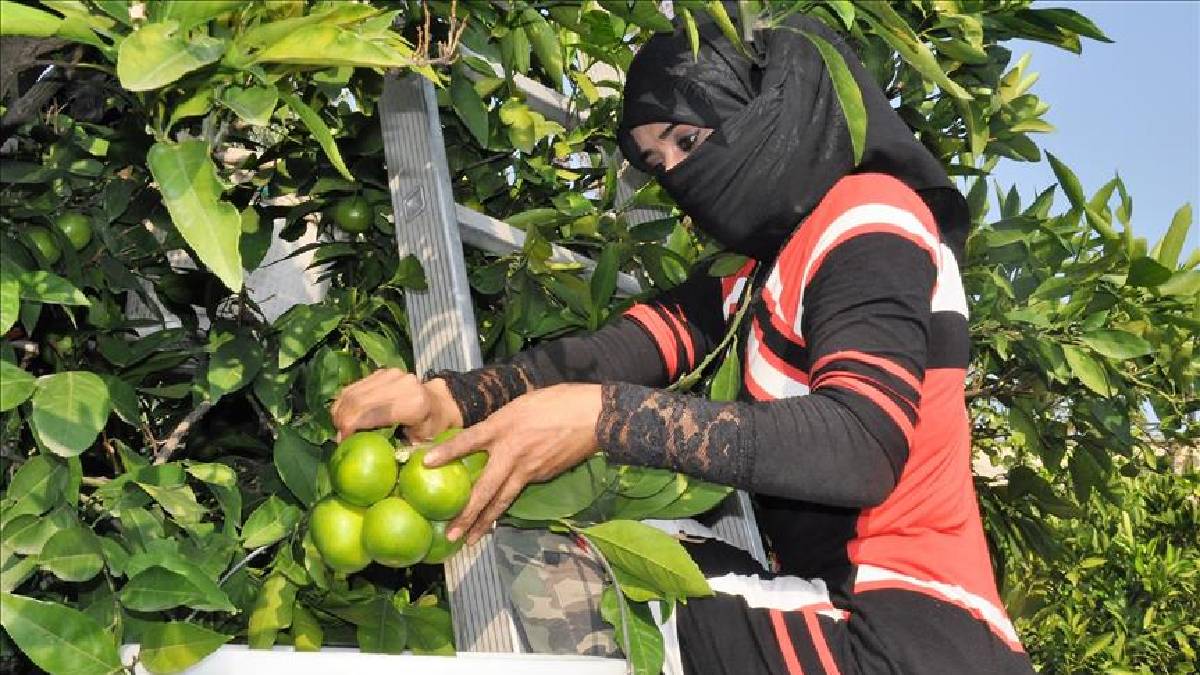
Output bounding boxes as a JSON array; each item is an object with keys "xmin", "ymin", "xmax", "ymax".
[{"xmin": 657, "ymin": 123, "xmax": 680, "ymax": 140}]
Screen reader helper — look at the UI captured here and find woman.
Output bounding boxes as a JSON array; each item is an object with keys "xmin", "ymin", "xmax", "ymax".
[{"xmin": 332, "ymin": 13, "xmax": 1033, "ymax": 675}]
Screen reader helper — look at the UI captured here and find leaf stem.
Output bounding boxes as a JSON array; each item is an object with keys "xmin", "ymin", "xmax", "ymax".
[{"xmin": 572, "ymin": 526, "xmax": 634, "ymax": 674}]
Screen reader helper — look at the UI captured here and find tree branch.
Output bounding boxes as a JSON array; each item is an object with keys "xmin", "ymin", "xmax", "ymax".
[{"xmin": 153, "ymin": 401, "xmax": 214, "ymax": 465}]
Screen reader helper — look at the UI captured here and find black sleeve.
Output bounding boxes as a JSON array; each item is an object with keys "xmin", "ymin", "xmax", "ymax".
[
  {"xmin": 430, "ymin": 264, "xmax": 737, "ymax": 427},
  {"xmin": 597, "ymin": 235, "xmax": 935, "ymax": 507}
]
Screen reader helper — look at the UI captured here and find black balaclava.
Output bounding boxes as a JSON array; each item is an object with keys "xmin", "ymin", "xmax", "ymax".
[{"xmin": 618, "ymin": 13, "xmax": 969, "ymax": 262}]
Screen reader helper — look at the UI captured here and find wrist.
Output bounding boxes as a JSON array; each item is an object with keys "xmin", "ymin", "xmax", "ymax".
[{"xmin": 424, "ymin": 377, "xmax": 465, "ymax": 430}]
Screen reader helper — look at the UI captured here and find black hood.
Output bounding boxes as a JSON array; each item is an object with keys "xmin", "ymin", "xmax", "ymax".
[{"xmin": 618, "ymin": 13, "xmax": 968, "ymax": 261}]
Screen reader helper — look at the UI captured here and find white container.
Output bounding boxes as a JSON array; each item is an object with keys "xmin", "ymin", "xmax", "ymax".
[{"xmin": 119, "ymin": 644, "xmax": 628, "ymax": 675}]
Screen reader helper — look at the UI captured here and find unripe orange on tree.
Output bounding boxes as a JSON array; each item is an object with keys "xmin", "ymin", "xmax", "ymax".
[
  {"xmin": 26, "ymin": 226, "xmax": 61, "ymax": 264},
  {"xmin": 309, "ymin": 496, "xmax": 372, "ymax": 574},
  {"xmin": 331, "ymin": 196, "xmax": 372, "ymax": 234},
  {"xmin": 361, "ymin": 497, "xmax": 432, "ymax": 568},
  {"xmin": 422, "ymin": 519, "xmax": 464, "ymax": 564},
  {"xmin": 329, "ymin": 431, "xmax": 399, "ymax": 507},
  {"xmin": 54, "ymin": 212, "xmax": 92, "ymax": 251},
  {"xmin": 397, "ymin": 449, "xmax": 471, "ymax": 521}
]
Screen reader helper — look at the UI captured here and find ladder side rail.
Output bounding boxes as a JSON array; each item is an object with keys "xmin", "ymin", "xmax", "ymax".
[{"xmin": 379, "ymin": 72, "xmax": 518, "ymax": 653}]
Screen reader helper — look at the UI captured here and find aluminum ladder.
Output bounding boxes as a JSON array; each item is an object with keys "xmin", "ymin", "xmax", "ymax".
[{"xmin": 378, "ymin": 71, "xmax": 766, "ymax": 654}]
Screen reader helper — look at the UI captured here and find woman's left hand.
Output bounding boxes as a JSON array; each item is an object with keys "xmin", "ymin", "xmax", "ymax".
[{"xmin": 422, "ymin": 383, "xmax": 603, "ymax": 545}]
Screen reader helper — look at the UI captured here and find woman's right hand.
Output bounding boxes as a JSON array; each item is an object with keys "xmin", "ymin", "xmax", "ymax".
[{"xmin": 330, "ymin": 369, "xmax": 463, "ymax": 443}]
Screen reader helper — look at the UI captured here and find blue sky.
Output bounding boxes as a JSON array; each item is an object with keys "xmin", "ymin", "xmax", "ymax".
[{"xmin": 989, "ymin": 0, "xmax": 1199, "ymax": 252}]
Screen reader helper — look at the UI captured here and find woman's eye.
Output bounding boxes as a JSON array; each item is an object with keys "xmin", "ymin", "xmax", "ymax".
[{"xmin": 678, "ymin": 132, "xmax": 699, "ymax": 152}]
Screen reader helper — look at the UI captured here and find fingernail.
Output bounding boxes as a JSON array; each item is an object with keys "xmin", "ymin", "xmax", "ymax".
[
  {"xmin": 446, "ymin": 527, "xmax": 461, "ymax": 542},
  {"xmin": 423, "ymin": 449, "xmax": 439, "ymax": 467}
]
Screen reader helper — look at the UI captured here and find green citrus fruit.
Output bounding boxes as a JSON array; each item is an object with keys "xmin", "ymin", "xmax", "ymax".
[
  {"xmin": 309, "ymin": 496, "xmax": 372, "ymax": 574},
  {"xmin": 334, "ymin": 350, "xmax": 366, "ymax": 387},
  {"xmin": 361, "ymin": 497, "xmax": 432, "ymax": 568},
  {"xmin": 331, "ymin": 196, "xmax": 372, "ymax": 234},
  {"xmin": 460, "ymin": 451, "xmax": 488, "ymax": 483},
  {"xmin": 397, "ymin": 449, "xmax": 471, "ymax": 521},
  {"xmin": 54, "ymin": 212, "xmax": 92, "ymax": 251},
  {"xmin": 27, "ymin": 226, "xmax": 61, "ymax": 264},
  {"xmin": 422, "ymin": 520, "xmax": 464, "ymax": 564},
  {"xmin": 330, "ymin": 431, "xmax": 399, "ymax": 506}
]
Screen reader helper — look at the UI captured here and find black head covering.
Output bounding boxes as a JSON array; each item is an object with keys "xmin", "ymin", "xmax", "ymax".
[{"xmin": 618, "ymin": 13, "xmax": 969, "ymax": 261}]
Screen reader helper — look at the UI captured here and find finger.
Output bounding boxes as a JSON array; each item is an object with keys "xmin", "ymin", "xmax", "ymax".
[
  {"xmin": 446, "ymin": 455, "xmax": 512, "ymax": 541},
  {"xmin": 465, "ymin": 477, "xmax": 526, "ymax": 546},
  {"xmin": 425, "ymin": 422, "xmax": 493, "ymax": 466}
]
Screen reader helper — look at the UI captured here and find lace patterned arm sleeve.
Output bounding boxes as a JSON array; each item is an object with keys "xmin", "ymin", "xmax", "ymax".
[
  {"xmin": 597, "ymin": 233, "xmax": 937, "ymax": 508},
  {"xmin": 429, "ymin": 263, "xmax": 740, "ymax": 427}
]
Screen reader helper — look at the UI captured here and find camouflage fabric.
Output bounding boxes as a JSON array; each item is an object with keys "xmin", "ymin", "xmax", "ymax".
[{"xmin": 495, "ymin": 526, "xmax": 620, "ymax": 658}]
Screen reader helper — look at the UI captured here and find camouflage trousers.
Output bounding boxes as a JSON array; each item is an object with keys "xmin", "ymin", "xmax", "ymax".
[{"xmin": 495, "ymin": 526, "xmax": 621, "ymax": 658}]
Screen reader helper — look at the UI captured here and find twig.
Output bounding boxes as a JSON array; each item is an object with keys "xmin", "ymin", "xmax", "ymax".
[
  {"xmin": 577, "ymin": 530, "xmax": 635, "ymax": 675},
  {"xmin": 184, "ymin": 545, "xmax": 271, "ymax": 622},
  {"xmin": 153, "ymin": 401, "xmax": 214, "ymax": 465}
]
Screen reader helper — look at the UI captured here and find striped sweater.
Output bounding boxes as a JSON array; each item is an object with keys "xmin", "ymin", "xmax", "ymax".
[{"xmin": 434, "ymin": 172, "xmax": 1019, "ymax": 650}]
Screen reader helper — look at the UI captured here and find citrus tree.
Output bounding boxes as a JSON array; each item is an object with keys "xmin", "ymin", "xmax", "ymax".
[{"xmin": 0, "ymin": 1, "xmax": 1196, "ymax": 674}]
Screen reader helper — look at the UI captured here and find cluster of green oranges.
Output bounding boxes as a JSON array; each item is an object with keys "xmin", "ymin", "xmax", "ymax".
[
  {"xmin": 308, "ymin": 429, "xmax": 486, "ymax": 573},
  {"xmin": 27, "ymin": 212, "xmax": 93, "ymax": 265}
]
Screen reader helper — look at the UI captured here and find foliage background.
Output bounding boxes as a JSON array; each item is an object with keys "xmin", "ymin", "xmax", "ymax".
[{"xmin": 0, "ymin": 1, "xmax": 1196, "ymax": 673}]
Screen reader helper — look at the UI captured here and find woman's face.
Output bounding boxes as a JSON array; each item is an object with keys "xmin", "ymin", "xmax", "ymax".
[{"xmin": 627, "ymin": 122, "xmax": 714, "ymax": 173}]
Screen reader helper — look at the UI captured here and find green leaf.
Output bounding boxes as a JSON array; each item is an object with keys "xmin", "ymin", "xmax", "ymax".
[
  {"xmin": 0, "ymin": 257, "xmax": 19, "ymax": 334},
  {"xmin": 857, "ymin": 2, "xmax": 971, "ymax": 101},
  {"xmin": 524, "ymin": 8, "xmax": 564, "ymax": 85},
  {"xmin": 351, "ymin": 329, "xmax": 406, "ymax": 369},
  {"xmin": 0, "ymin": 592, "xmax": 123, "ymax": 675},
  {"xmin": 147, "ymin": 140, "xmax": 244, "ymax": 292},
  {"xmin": 1080, "ymin": 329, "xmax": 1153, "ymax": 360},
  {"xmin": 679, "ymin": 7, "xmax": 700, "ymax": 58},
  {"xmin": 137, "ymin": 483, "xmax": 209, "ymax": 534},
  {"xmin": 450, "ymin": 64, "xmax": 490, "ymax": 147},
  {"xmin": 0, "ymin": 1, "xmax": 63, "ymax": 37},
  {"xmin": 794, "ymin": 28, "xmax": 866, "ymax": 164},
  {"xmin": 704, "ymin": 1, "xmax": 748, "ymax": 57},
  {"xmin": 1046, "ymin": 152, "xmax": 1085, "ymax": 210},
  {"xmin": 2, "ymin": 507, "xmax": 75, "ymax": 557},
  {"xmin": 582, "ymin": 520, "xmax": 711, "ymax": 599},
  {"xmin": 0, "ymin": 360, "xmax": 35, "ymax": 411},
  {"xmin": 1126, "ymin": 256, "xmax": 1173, "ymax": 287},
  {"xmin": 138, "ymin": 621, "xmax": 232, "ymax": 674},
  {"xmin": 612, "ymin": 475, "xmax": 688, "ymax": 520},
  {"xmin": 221, "ymin": 85, "xmax": 279, "ymax": 127},
  {"xmin": 289, "ymin": 603, "xmax": 324, "ymax": 652},
  {"xmin": 401, "ymin": 603, "xmax": 454, "ymax": 655},
  {"xmin": 508, "ymin": 455, "xmax": 607, "ymax": 520},
  {"xmin": 649, "ymin": 480, "xmax": 732, "ymax": 519},
  {"xmin": 275, "ymin": 303, "xmax": 342, "ymax": 369},
  {"xmin": 600, "ymin": 588, "xmax": 664, "ymax": 675},
  {"xmin": 119, "ymin": 566, "xmax": 211, "ymax": 612},
  {"xmin": 149, "ymin": 1, "xmax": 243, "ymax": 31},
  {"xmin": 18, "ymin": 270, "xmax": 89, "ymax": 305},
  {"xmin": 590, "ymin": 245, "xmax": 620, "ymax": 323},
  {"xmin": 252, "ymin": 22, "xmax": 414, "ymax": 69},
  {"xmin": 205, "ymin": 333, "xmax": 263, "ymax": 401},
  {"xmin": 709, "ymin": 348, "xmax": 741, "ymax": 402},
  {"xmin": 247, "ymin": 574, "xmax": 296, "ymax": 649},
  {"xmin": 279, "ymin": 92, "xmax": 353, "ymax": 182},
  {"xmin": 1158, "ymin": 270, "xmax": 1200, "ymax": 297},
  {"xmin": 37, "ymin": 527, "xmax": 103, "ymax": 582},
  {"xmin": 117, "ymin": 21, "xmax": 226, "ymax": 91},
  {"xmin": 1, "ymin": 557, "xmax": 37, "ymax": 593},
  {"xmin": 1154, "ymin": 203, "xmax": 1192, "ymax": 269},
  {"xmin": 355, "ymin": 594, "xmax": 407, "ymax": 654},
  {"xmin": 5, "ymin": 455, "xmax": 69, "ymax": 519},
  {"xmin": 241, "ymin": 496, "xmax": 301, "ymax": 549},
  {"xmin": 30, "ymin": 371, "xmax": 111, "ymax": 457},
  {"xmin": 1063, "ymin": 344, "xmax": 1112, "ymax": 396},
  {"xmin": 616, "ymin": 467, "xmax": 676, "ymax": 499},
  {"xmin": 273, "ymin": 428, "xmax": 322, "ymax": 507}
]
